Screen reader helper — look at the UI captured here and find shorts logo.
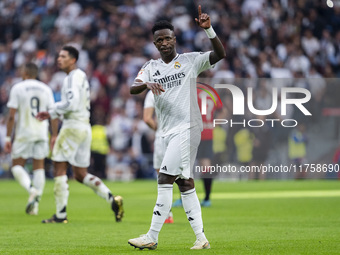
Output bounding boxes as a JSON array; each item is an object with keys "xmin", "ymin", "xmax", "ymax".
[
  {"xmin": 161, "ymin": 165, "xmax": 167, "ymax": 171},
  {"xmin": 174, "ymin": 62, "xmax": 181, "ymax": 69},
  {"xmin": 197, "ymin": 82, "xmax": 223, "ymax": 115}
]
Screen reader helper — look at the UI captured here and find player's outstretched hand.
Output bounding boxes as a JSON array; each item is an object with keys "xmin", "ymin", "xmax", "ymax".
[
  {"xmin": 195, "ymin": 5, "xmax": 211, "ymax": 29},
  {"xmin": 147, "ymin": 82, "xmax": 165, "ymax": 96},
  {"xmin": 36, "ymin": 111, "xmax": 50, "ymax": 121}
]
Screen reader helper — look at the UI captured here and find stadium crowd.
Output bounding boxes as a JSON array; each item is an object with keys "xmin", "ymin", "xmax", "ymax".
[{"xmin": 1, "ymin": 0, "xmax": 340, "ymax": 179}]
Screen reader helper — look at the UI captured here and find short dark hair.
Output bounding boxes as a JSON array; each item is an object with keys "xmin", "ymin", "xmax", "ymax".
[
  {"xmin": 62, "ymin": 45, "xmax": 79, "ymax": 61},
  {"xmin": 24, "ymin": 62, "xmax": 38, "ymax": 78},
  {"xmin": 152, "ymin": 20, "xmax": 174, "ymax": 34}
]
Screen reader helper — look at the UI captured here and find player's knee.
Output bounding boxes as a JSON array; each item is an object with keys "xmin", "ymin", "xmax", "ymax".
[
  {"xmin": 176, "ymin": 178, "xmax": 195, "ymax": 192},
  {"xmin": 74, "ymin": 172, "xmax": 85, "ymax": 183},
  {"xmin": 158, "ymin": 173, "xmax": 176, "ymax": 184}
]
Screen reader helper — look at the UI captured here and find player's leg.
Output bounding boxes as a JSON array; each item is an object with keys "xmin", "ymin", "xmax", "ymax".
[
  {"xmin": 154, "ymin": 136, "xmax": 174, "ymax": 223},
  {"xmin": 25, "ymin": 159, "xmax": 46, "ymax": 215},
  {"xmin": 11, "ymin": 157, "xmax": 40, "ymax": 215},
  {"xmin": 73, "ymin": 166, "xmax": 124, "ymax": 222},
  {"xmin": 202, "ymin": 178, "xmax": 212, "ymax": 206},
  {"xmin": 176, "ymin": 178, "xmax": 210, "ymax": 249},
  {"xmin": 155, "ymin": 168, "xmax": 174, "ymax": 224},
  {"xmin": 11, "ymin": 157, "xmax": 31, "ymax": 192},
  {"xmin": 129, "ymin": 133, "xmax": 186, "ymax": 249},
  {"xmin": 32, "ymin": 159, "xmax": 45, "ymax": 197},
  {"xmin": 11, "ymin": 141, "xmax": 33, "ymax": 193},
  {"xmin": 42, "ymin": 161, "xmax": 68, "ymax": 223},
  {"xmin": 178, "ymin": 127, "xmax": 210, "ymax": 249},
  {"xmin": 199, "ymin": 158, "xmax": 212, "ymax": 207},
  {"xmin": 129, "ymin": 173, "xmax": 176, "ymax": 250}
]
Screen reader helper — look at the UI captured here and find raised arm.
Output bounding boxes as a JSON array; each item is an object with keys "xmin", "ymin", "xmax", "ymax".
[{"xmin": 195, "ymin": 5, "xmax": 226, "ymax": 65}]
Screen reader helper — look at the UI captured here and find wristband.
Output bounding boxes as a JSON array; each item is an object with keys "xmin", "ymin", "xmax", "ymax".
[
  {"xmin": 204, "ymin": 26, "xmax": 216, "ymax": 39},
  {"xmin": 5, "ymin": 136, "xmax": 11, "ymax": 143}
]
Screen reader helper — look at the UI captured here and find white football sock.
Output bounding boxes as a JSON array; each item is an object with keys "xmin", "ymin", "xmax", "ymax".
[
  {"xmin": 11, "ymin": 165, "xmax": 31, "ymax": 192},
  {"xmin": 54, "ymin": 175, "xmax": 69, "ymax": 219},
  {"xmin": 32, "ymin": 169, "xmax": 45, "ymax": 197},
  {"xmin": 83, "ymin": 173, "xmax": 112, "ymax": 203},
  {"xmin": 147, "ymin": 184, "xmax": 173, "ymax": 241},
  {"xmin": 181, "ymin": 188, "xmax": 207, "ymax": 241}
]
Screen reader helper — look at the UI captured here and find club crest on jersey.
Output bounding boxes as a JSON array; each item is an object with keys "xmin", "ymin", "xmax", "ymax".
[{"xmin": 174, "ymin": 62, "xmax": 181, "ymax": 69}]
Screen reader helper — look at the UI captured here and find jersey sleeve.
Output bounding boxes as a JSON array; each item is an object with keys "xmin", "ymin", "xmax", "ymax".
[
  {"xmin": 135, "ymin": 61, "xmax": 152, "ymax": 83},
  {"xmin": 7, "ymin": 85, "xmax": 19, "ymax": 109},
  {"xmin": 191, "ymin": 51, "xmax": 213, "ymax": 75},
  {"xmin": 144, "ymin": 90, "xmax": 155, "ymax": 109},
  {"xmin": 49, "ymin": 72, "xmax": 82, "ymax": 119}
]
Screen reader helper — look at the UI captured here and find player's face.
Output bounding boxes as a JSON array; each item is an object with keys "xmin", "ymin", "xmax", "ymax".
[
  {"xmin": 153, "ymin": 29, "xmax": 176, "ymax": 58},
  {"xmin": 57, "ymin": 50, "xmax": 75, "ymax": 72}
]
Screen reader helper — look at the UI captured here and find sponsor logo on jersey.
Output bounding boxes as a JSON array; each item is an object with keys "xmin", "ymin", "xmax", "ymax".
[
  {"xmin": 154, "ymin": 72, "xmax": 186, "ymax": 89},
  {"xmin": 174, "ymin": 62, "xmax": 181, "ymax": 69}
]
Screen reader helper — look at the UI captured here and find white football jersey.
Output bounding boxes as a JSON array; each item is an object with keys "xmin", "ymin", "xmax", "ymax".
[
  {"xmin": 136, "ymin": 51, "xmax": 212, "ymax": 136},
  {"xmin": 7, "ymin": 79, "xmax": 55, "ymax": 142},
  {"xmin": 49, "ymin": 68, "xmax": 90, "ymax": 127}
]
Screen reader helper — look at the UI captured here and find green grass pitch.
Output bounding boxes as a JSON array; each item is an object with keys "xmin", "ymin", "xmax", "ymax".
[{"xmin": 1, "ymin": 179, "xmax": 340, "ymax": 254}]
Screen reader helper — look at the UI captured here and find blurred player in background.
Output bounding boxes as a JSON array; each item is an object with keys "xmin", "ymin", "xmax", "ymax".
[
  {"xmin": 143, "ymin": 90, "xmax": 174, "ymax": 223},
  {"xmin": 128, "ymin": 5, "xmax": 225, "ymax": 250},
  {"xmin": 5, "ymin": 62, "xmax": 58, "ymax": 215},
  {"xmin": 36, "ymin": 46, "xmax": 124, "ymax": 223}
]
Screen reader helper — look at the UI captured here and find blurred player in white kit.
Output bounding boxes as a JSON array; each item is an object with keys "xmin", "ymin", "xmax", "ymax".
[{"xmin": 5, "ymin": 62, "xmax": 58, "ymax": 215}]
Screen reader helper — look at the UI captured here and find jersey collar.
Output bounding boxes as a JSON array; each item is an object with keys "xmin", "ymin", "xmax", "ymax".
[{"xmin": 159, "ymin": 54, "xmax": 180, "ymax": 64}]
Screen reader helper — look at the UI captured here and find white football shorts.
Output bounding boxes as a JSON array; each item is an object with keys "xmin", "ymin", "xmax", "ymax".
[
  {"xmin": 12, "ymin": 140, "xmax": 49, "ymax": 160},
  {"xmin": 159, "ymin": 125, "xmax": 201, "ymax": 179},
  {"xmin": 52, "ymin": 125, "xmax": 91, "ymax": 168}
]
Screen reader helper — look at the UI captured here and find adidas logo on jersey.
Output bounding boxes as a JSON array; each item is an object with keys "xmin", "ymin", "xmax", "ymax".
[
  {"xmin": 161, "ymin": 166, "xmax": 167, "ymax": 171},
  {"xmin": 153, "ymin": 70, "xmax": 161, "ymax": 77}
]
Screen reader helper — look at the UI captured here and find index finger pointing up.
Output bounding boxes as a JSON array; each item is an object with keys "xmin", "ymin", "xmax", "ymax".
[{"xmin": 198, "ymin": 5, "xmax": 201, "ymax": 17}]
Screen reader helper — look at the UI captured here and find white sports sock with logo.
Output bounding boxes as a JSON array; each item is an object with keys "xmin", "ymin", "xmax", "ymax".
[
  {"xmin": 11, "ymin": 165, "xmax": 31, "ymax": 192},
  {"xmin": 54, "ymin": 175, "xmax": 69, "ymax": 219},
  {"xmin": 181, "ymin": 188, "xmax": 207, "ymax": 241},
  {"xmin": 147, "ymin": 184, "xmax": 173, "ymax": 241},
  {"xmin": 83, "ymin": 173, "xmax": 112, "ymax": 203},
  {"xmin": 32, "ymin": 169, "xmax": 45, "ymax": 197}
]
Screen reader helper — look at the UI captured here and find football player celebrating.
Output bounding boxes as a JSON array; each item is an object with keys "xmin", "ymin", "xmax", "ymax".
[{"xmin": 128, "ymin": 5, "xmax": 225, "ymax": 250}]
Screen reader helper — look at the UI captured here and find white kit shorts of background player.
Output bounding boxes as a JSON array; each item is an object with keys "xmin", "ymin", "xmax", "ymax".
[{"xmin": 7, "ymin": 79, "xmax": 55, "ymax": 159}]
